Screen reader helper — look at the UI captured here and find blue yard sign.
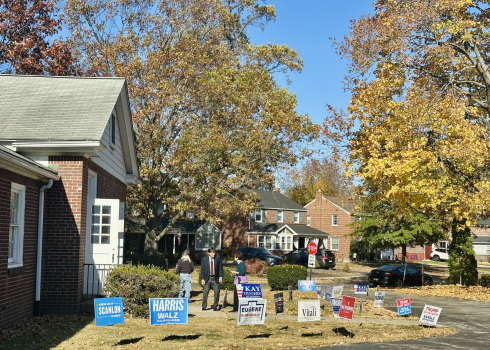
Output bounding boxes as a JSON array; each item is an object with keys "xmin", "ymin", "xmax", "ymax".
[
  {"xmin": 354, "ymin": 284, "xmax": 369, "ymax": 295},
  {"xmin": 241, "ymin": 284, "xmax": 262, "ymax": 298},
  {"xmin": 149, "ymin": 298, "xmax": 188, "ymax": 325},
  {"xmin": 298, "ymin": 280, "xmax": 316, "ymax": 291},
  {"xmin": 94, "ymin": 297, "xmax": 124, "ymax": 327},
  {"xmin": 329, "ymin": 297, "xmax": 342, "ymax": 318},
  {"xmin": 397, "ymin": 298, "xmax": 411, "ymax": 316}
]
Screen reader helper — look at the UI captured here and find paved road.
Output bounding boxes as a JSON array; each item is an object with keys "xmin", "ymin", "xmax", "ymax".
[{"xmin": 308, "ymin": 288, "xmax": 490, "ymax": 350}]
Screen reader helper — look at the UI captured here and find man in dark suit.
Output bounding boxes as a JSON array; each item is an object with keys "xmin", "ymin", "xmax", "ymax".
[{"xmin": 200, "ymin": 247, "xmax": 223, "ymax": 311}]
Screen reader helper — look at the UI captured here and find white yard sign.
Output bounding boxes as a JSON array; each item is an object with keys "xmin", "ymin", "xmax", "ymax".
[
  {"xmin": 374, "ymin": 291, "xmax": 385, "ymax": 308},
  {"xmin": 237, "ymin": 298, "xmax": 267, "ymax": 326},
  {"xmin": 308, "ymin": 254, "xmax": 316, "ymax": 268},
  {"xmin": 298, "ymin": 300, "xmax": 321, "ymax": 322},
  {"xmin": 332, "ymin": 285, "xmax": 344, "ymax": 298},
  {"xmin": 420, "ymin": 305, "xmax": 442, "ymax": 326}
]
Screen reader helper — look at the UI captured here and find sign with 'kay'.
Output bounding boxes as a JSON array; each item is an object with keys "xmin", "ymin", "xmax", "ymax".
[
  {"xmin": 354, "ymin": 285, "xmax": 369, "ymax": 295},
  {"xmin": 241, "ymin": 284, "xmax": 262, "ymax": 298},
  {"xmin": 298, "ymin": 300, "xmax": 321, "ymax": 322},
  {"xmin": 329, "ymin": 297, "xmax": 342, "ymax": 318},
  {"xmin": 238, "ymin": 298, "xmax": 267, "ymax": 326},
  {"xmin": 374, "ymin": 291, "xmax": 385, "ymax": 308},
  {"xmin": 149, "ymin": 298, "xmax": 188, "ymax": 325},
  {"xmin": 419, "ymin": 305, "xmax": 442, "ymax": 326},
  {"xmin": 94, "ymin": 297, "xmax": 124, "ymax": 327},
  {"xmin": 298, "ymin": 280, "xmax": 316, "ymax": 291},
  {"xmin": 397, "ymin": 298, "xmax": 412, "ymax": 316}
]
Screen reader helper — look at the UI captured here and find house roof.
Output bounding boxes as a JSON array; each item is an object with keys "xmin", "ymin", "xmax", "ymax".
[
  {"xmin": 472, "ymin": 236, "xmax": 490, "ymax": 244},
  {"xmin": 243, "ymin": 189, "xmax": 306, "ymax": 211},
  {"xmin": 305, "ymin": 195, "xmax": 354, "ymax": 214},
  {"xmin": 248, "ymin": 222, "xmax": 329, "ymax": 238},
  {"xmin": 476, "ymin": 219, "xmax": 490, "ymax": 226},
  {"xmin": 0, "ymin": 75, "xmax": 126, "ymax": 141},
  {"xmin": 0, "ymin": 144, "xmax": 59, "ymax": 181}
]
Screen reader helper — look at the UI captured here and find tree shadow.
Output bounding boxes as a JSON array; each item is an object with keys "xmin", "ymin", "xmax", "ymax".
[
  {"xmin": 332, "ymin": 327, "xmax": 355, "ymax": 338},
  {"xmin": 115, "ymin": 337, "xmax": 144, "ymax": 345},
  {"xmin": 162, "ymin": 334, "xmax": 201, "ymax": 341},
  {"xmin": 302, "ymin": 332, "xmax": 323, "ymax": 337},
  {"xmin": 244, "ymin": 334, "xmax": 272, "ymax": 339}
]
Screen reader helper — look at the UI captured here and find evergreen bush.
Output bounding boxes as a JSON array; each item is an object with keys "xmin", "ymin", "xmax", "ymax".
[
  {"xmin": 104, "ymin": 264, "xmax": 179, "ymax": 317},
  {"xmin": 267, "ymin": 264, "xmax": 307, "ymax": 290},
  {"xmin": 342, "ymin": 263, "xmax": 350, "ymax": 272},
  {"xmin": 480, "ymin": 274, "xmax": 490, "ymax": 288},
  {"xmin": 447, "ymin": 221, "xmax": 478, "ymax": 286}
]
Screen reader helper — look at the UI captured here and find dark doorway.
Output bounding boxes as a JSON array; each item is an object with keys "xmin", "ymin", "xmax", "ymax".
[{"xmin": 299, "ymin": 237, "xmax": 306, "ymax": 249}]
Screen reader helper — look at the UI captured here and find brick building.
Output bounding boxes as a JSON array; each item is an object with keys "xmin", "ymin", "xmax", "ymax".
[
  {"xmin": 0, "ymin": 75, "xmax": 138, "ymax": 328},
  {"xmin": 304, "ymin": 190, "xmax": 356, "ymax": 261}
]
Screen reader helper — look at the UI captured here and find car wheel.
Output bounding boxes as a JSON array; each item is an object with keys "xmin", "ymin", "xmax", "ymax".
[
  {"xmin": 395, "ymin": 278, "xmax": 404, "ymax": 287},
  {"xmin": 423, "ymin": 278, "xmax": 433, "ymax": 286},
  {"xmin": 432, "ymin": 255, "xmax": 440, "ymax": 261}
]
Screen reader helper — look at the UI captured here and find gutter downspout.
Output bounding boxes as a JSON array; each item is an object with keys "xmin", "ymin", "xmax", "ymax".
[{"xmin": 34, "ymin": 179, "xmax": 53, "ymax": 317}]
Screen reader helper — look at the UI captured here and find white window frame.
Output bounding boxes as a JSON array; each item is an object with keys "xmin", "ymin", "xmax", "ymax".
[
  {"xmin": 292, "ymin": 211, "xmax": 299, "ymax": 223},
  {"xmin": 330, "ymin": 237, "xmax": 339, "ymax": 251},
  {"xmin": 307, "ymin": 215, "xmax": 311, "ymax": 226},
  {"xmin": 276, "ymin": 210, "xmax": 284, "ymax": 223},
  {"xmin": 276, "ymin": 234, "xmax": 292, "ymax": 250},
  {"xmin": 258, "ymin": 235, "xmax": 275, "ymax": 250},
  {"xmin": 9, "ymin": 183, "xmax": 26, "ymax": 267},
  {"xmin": 332, "ymin": 214, "xmax": 338, "ymax": 226},
  {"xmin": 254, "ymin": 209, "xmax": 264, "ymax": 223}
]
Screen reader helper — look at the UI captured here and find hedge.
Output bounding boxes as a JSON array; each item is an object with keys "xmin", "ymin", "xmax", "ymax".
[
  {"xmin": 123, "ymin": 252, "xmax": 168, "ymax": 270},
  {"xmin": 481, "ymin": 274, "xmax": 490, "ymax": 287},
  {"xmin": 104, "ymin": 264, "xmax": 179, "ymax": 317},
  {"xmin": 267, "ymin": 264, "xmax": 307, "ymax": 290}
]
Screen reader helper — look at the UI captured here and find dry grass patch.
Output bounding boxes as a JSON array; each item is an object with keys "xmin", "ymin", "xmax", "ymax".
[
  {"xmin": 0, "ymin": 315, "xmax": 456, "ymax": 350},
  {"xmin": 390, "ymin": 284, "xmax": 490, "ymax": 303}
]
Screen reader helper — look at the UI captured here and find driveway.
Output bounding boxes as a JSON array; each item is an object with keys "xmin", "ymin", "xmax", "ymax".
[{"xmin": 307, "ymin": 287, "xmax": 490, "ymax": 350}]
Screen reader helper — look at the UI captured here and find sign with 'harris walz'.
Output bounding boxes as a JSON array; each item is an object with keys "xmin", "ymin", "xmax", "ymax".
[
  {"xmin": 241, "ymin": 284, "xmax": 262, "ymax": 298},
  {"xmin": 149, "ymin": 298, "xmax": 188, "ymax": 325}
]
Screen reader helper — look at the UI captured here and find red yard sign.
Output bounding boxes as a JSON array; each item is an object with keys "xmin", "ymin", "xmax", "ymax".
[
  {"xmin": 307, "ymin": 242, "xmax": 317, "ymax": 255},
  {"xmin": 339, "ymin": 296, "xmax": 356, "ymax": 320}
]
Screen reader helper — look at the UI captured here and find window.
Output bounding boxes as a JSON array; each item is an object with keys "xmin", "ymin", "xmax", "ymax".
[
  {"xmin": 355, "ymin": 216, "xmax": 361, "ymax": 222},
  {"xmin": 330, "ymin": 237, "xmax": 339, "ymax": 251},
  {"xmin": 276, "ymin": 210, "xmax": 284, "ymax": 223},
  {"xmin": 254, "ymin": 209, "xmax": 264, "ymax": 222},
  {"xmin": 202, "ymin": 225, "xmax": 215, "ymax": 248},
  {"xmin": 9, "ymin": 183, "xmax": 26, "ymax": 266},
  {"xmin": 276, "ymin": 235, "xmax": 292, "ymax": 250},
  {"xmin": 332, "ymin": 214, "xmax": 338, "ymax": 226},
  {"xmin": 91, "ymin": 205, "xmax": 111, "ymax": 244},
  {"xmin": 258, "ymin": 236, "xmax": 264, "ymax": 248},
  {"xmin": 307, "ymin": 215, "xmax": 311, "ymax": 226},
  {"xmin": 110, "ymin": 113, "xmax": 116, "ymax": 145},
  {"xmin": 186, "ymin": 211, "xmax": 195, "ymax": 219},
  {"xmin": 293, "ymin": 211, "xmax": 299, "ymax": 223}
]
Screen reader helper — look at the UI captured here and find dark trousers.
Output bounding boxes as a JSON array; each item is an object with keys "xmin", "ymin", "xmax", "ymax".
[
  {"xmin": 233, "ymin": 284, "xmax": 239, "ymax": 311},
  {"xmin": 202, "ymin": 276, "xmax": 220, "ymax": 309}
]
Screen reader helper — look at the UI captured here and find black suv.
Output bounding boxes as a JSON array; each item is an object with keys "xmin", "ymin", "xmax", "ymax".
[
  {"xmin": 236, "ymin": 247, "xmax": 283, "ymax": 266},
  {"xmin": 283, "ymin": 248, "xmax": 336, "ymax": 269}
]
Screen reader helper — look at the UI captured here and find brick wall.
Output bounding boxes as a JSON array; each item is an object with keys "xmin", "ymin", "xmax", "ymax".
[
  {"xmin": 0, "ymin": 168, "xmax": 43, "ymax": 328},
  {"xmin": 218, "ymin": 213, "xmax": 249, "ymax": 257},
  {"xmin": 305, "ymin": 191, "xmax": 355, "ymax": 261},
  {"xmin": 264, "ymin": 209, "xmax": 306, "ymax": 225}
]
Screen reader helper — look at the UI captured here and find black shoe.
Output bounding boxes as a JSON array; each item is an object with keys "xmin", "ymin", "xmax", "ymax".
[{"xmin": 202, "ymin": 308, "xmax": 206, "ymax": 311}]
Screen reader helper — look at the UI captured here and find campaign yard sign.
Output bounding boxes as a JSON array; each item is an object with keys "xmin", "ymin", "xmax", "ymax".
[
  {"xmin": 94, "ymin": 297, "xmax": 124, "ymax": 326},
  {"xmin": 354, "ymin": 285, "xmax": 369, "ymax": 295},
  {"xmin": 420, "ymin": 305, "xmax": 442, "ymax": 326},
  {"xmin": 237, "ymin": 298, "xmax": 267, "ymax": 326},
  {"xmin": 274, "ymin": 292, "xmax": 284, "ymax": 314},
  {"xmin": 315, "ymin": 285, "xmax": 323, "ymax": 298},
  {"xmin": 332, "ymin": 285, "xmax": 344, "ymax": 298},
  {"xmin": 149, "ymin": 298, "xmax": 188, "ymax": 325},
  {"xmin": 329, "ymin": 297, "xmax": 342, "ymax": 318},
  {"xmin": 397, "ymin": 298, "xmax": 411, "ymax": 316},
  {"xmin": 325, "ymin": 286, "xmax": 333, "ymax": 300},
  {"xmin": 298, "ymin": 280, "xmax": 316, "ymax": 291},
  {"xmin": 241, "ymin": 284, "xmax": 262, "ymax": 298},
  {"xmin": 339, "ymin": 296, "xmax": 356, "ymax": 320},
  {"xmin": 298, "ymin": 300, "xmax": 321, "ymax": 322},
  {"xmin": 374, "ymin": 291, "xmax": 385, "ymax": 308}
]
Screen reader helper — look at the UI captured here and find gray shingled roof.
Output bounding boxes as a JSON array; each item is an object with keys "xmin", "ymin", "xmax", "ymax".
[
  {"xmin": 248, "ymin": 222, "xmax": 329, "ymax": 238},
  {"xmin": 472, "ymin": 236, "xmax": 490, "ymax": 243},
  {"xmin": 0, "ymin": 144, "xmax": 58, "ymax": 176},
  {"xmin": 0, "ymin": 75, "xmax": 126, "ymax": 141},
  {"xmin": 243, "ymin": 189, "xmax": 306, "ymax": 211}
]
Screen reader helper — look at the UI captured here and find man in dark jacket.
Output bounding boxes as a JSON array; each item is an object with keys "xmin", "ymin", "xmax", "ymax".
[{"xmin": 200, "ymin": 247, "xmax": 223, "ymax": 311}]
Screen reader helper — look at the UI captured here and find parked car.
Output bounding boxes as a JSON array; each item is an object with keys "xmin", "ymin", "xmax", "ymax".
[
  {"xmin": 430, "ymin": 248, "xmax": 449, "ymax": 261},
  {"xmin": 236, "ymin": 247, "xmax": 283, "ymax": 266},
  {"xmin": 368, "ymin": 265, "xmax": 433, "ymax": 287},
  {"xmin": 282, "ymin": 248, "xmax": 336, "ymax": 269}
]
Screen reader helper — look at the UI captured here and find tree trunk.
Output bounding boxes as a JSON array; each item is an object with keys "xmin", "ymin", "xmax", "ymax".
[
  {"xmin": 144, "ymin": 229, "xmax": 159, "ymax": 255},
  {"xmin": 401, "ymin": 244, "xmax": 407, "ymax": 263}
]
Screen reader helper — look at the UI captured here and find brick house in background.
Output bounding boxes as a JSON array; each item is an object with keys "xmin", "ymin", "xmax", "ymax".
[
  {"xmin": 0, "ymin": 75, "xmax": 138, "ymax": 329},
  {"xmin": 304, "ymin": 190, "xmax": 356, "ymax": 261}
]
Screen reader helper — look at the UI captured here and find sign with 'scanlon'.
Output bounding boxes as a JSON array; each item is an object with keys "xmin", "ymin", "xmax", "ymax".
[
  {"xmin": 238, "ymin": 298, "xmax": 267, "ymax": 326},
  {"xmin": 298, "ymin": 300, "xmax": 321, "ymax": 322},
  {"xmin": 149, "ymin": 298, "xmax": 188, "ymax": 325},
  {"xmin": 94, "ymin": 297, "xmax": 124, "ymax": 326},
  {"xmin": 298, "ymin": 280, "xmax": 316, "ymax": 291},
  {"xmin": 420, "ymin": 305, "xmax": 442, "ymax": 326}
]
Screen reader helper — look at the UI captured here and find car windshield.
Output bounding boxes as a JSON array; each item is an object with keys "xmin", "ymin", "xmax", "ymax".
[
  {"xmin": 255, "ymin": 248, "xmax": 273, "ymax": 255},
  {"xmin": 377, "ymin": 265, "xmax": 400, "ymax": 271}
]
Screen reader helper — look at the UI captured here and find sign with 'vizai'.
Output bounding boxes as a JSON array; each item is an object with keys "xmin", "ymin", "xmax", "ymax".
[
  {"xmin": 298, "ymin": 280, "xmax": 316, "ymax": 291},
  {"xmin": 149, "ymin": 298, "xmax": 188, "ymax": 325},
  {"xmin": 241, "ymin": 284, "xmax": 262, "ymax": 298},
  {"xmin": 298, "ymin": 300, "xmax": 321, "ymax": 322},
  {"xmin": 94, "ymin": 297, "xmax": 124, "ymax": 326}
]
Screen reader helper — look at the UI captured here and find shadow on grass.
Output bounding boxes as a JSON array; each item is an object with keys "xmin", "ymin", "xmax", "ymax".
[
  {"xmin": 302, "ymin": 332, "xmax": 323, "ymax": 337},
  {"xmin": 333, "ymin": 327, "xmax": 355, "ymax": 338},
  {"xmin": 162, "ymin": 334, "xmax": 201, "ymax": 341},
  {"xmin": 244, "ymin": 334, "xmax": 272, "ymax": 339},
  {"xmin": 115, "ymin": 337, "xmax": 144, "ymax": 345}
]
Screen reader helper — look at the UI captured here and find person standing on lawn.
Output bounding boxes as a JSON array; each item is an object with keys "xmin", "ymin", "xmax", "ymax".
[
  {"xmin": 200, "ymin": 247, "xmax": 223, "ymax": 311},
  {"xmin": 176, "ymin": 250, "xmax": 194, "ymax": 299},
  {"xmin": 231, "ymin": 251, "xmax": 247, "ymax": 312}
]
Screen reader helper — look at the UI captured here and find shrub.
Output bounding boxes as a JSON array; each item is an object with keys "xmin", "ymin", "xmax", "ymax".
[
  {"xmin": 199, "ymin": 266, "xmax": 235, "ymax": 291},
  {"xmin": 267, "ymin": 264, "xmax": 307, "ymax": 290},
  {"xmin": 245, "ymin": 258, "xmax": 268, "ymax": 275},
  {"xmin": 481, "ymin": 274, "xmax": 490, "ymax": 288},
  {"xmin": 124, "ymin": 252, "xmax": 168, "ymax": 270},
  {"xmin": 314, "ymin": 257, "xmax": 320, "ymax": 269},
  {"xmin": 342, "ymin": 263, "xmax": 350, "ymax": 272},
  {"xmin": 104, "ymin": 264, "xmax": 179, "ymax": 317}
]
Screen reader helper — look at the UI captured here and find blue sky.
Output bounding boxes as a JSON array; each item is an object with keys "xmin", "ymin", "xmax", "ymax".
[{"xmin": 247, "ymin": 1, "xmax": 375, "ymax": 126}]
